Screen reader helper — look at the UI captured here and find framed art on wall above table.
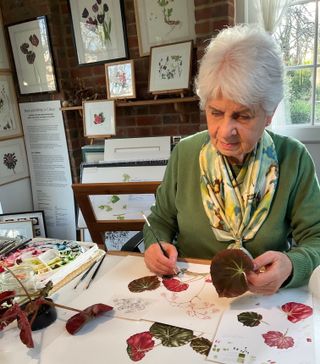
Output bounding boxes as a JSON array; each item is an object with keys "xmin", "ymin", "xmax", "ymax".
[
  {"xmin": 0, "ymin": 10, "xmax": 10, "ymax": 70},
  {"xmin": 7, "ymin": 16, "xmax": 57, "ymax": 94}
]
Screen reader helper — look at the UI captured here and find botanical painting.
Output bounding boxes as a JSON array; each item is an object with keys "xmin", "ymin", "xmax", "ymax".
[
  {"xmin": 0, "ymin": 11, "xmax": 10, "ymax": 69},
  {"xmin": 0, "ymin": 137, "xmax": 29, "ymax": 186},
  {"xmin": 83, "ymin": 99, "xmax": 116, "ymax": 138},
  {"xmin": 0, "ymin": 73, "xmax": 23, "ymax": 140},
  {"xmin": 134, "ymin": 0, "xmax": 196, "ymax": 56},
  {"xmin": 149, "ymin": 41, "xmax": 192, "ymax": 93},
  {"xmin": 69, "ymin": 0, "xmax": 128, "ymax": 65},
  {"xmin": 105, "ymin": 60, "xmax": 136, "ymax": 99},
  {"xmin": 8, "ymin": 16, "xmax": 57, "ymax": 94}
]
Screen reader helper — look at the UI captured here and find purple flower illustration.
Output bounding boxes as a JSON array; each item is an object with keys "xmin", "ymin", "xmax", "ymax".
[{"xmin": 3, "ymin": 153, "xmax": 17, "ymax": 174}]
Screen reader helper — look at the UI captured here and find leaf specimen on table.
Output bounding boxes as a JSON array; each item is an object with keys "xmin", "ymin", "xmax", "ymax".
[
  {"xmin": 126, "ymin": 331, "xmax": 155, "ymax": 361},
  {"xmin": 190, "ymin": 337, "xmax": 212, "ymax": 356},
  {"xmin": 237, "ymin": 311, "xmax": 263, "ymax": 327},
  {"xmin": 162, "ymin": 278, "xmax": 189, "ymax": 292},
  {"xmin": 281, "ymin": 301, "xmax": 313, "ymax": 323},
  {"xmin": 128, "ymin": 276, "xmax": 161, "ymax": 293},
  {"xmin": 210, "ymin": 249, "xmax": 254, "ymax": 297},
  {"xmin": 66, "ymin": 303, "xmax": 113, "ymax": 334},
  {"xmin": 262, "ymin": 330, "xmax": 294, "ymax": 349},
  {"xmin": 149, "ymin": 322, "xmax": 194, "ymax": 347}
]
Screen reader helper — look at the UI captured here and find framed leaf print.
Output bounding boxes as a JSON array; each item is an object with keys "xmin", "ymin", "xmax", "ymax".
[
  {"xmin": 69, "ymin": 0, "xmax": 128, "ymax": 65},
  {"xmin": 148, "ymin": 41, "xmax": 192, "ymax": 95},
  {"xmin": 0, "ymin": 137, "xmax": 29, "ymax": 186},
  {"xmin": 83, "ymin": 99, "xmax": 116, "ymax": 138},
  {"xmin": 105, "ymin": 59, "xmax": 136, "ymax": 100},
  {"xmin": 7, "ymin": 16, "xmax": 57, "ymax": 94},
  {"xmin": 0, "ymin": 72, "xmax": 23, "ymax": 140},
  {"xmin": 134, "ymin": 0, "xmax": 196, "ymax": 56},
  {"xmin": 0, "ymin": 10, "xmax": 10, "ymax": 70}
]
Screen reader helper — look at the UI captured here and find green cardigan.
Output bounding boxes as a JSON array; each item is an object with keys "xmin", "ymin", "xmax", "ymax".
[{"xmin": 143, "ymin": 130, "xmax": 320, "ymax": 288}]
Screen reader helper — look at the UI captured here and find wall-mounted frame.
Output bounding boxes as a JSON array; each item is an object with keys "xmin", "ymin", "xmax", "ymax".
[
  {"xmin": 105, "ymin": 59, "xmax": 136, "ymax": 100},
  {"xmin": 0, "ymin": 10, "xmax": 10, "ymax": 70},
  {"xmin": 0, "ymin": 220, "xmax": 34, "ymax": 239},
  {"xmin": 83, "ymin": 99, "xmax": 116, "ymax": 138},
  {"xmin": 69, "ymin": 0, "xmax": 128, "ymax": 65},
  {"xmin": 0, "ymin": 72, "xmax": 23, "ymax": 140},
  {"xmin": 148, "ymin": 40, "xmax": 193, "ymax": 95},
  {"xmin": 0, "ymin": 210, "xmax": 47, "ymax": 238},
  {"xmin": 0, "ymin": 137, "xmax": 29, "ymax": 186},
  {"xmin": 134, "ymin": 0, "xmax": 196, "ymax": 57},
  {"xmin": 81, "ymin": 144, "xmax": 105, "ymax": 163},
  {"xmin": 7, "ymin": 16, "xmax": 57, "ymax": 94}
]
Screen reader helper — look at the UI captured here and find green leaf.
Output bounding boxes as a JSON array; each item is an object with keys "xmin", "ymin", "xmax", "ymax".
[
  {"xmin": 237, "ymin": 311, "xmax": 263, "ymax": 327},
  {"xmin": 149, "ymin": 322, "xmax": 194, "ymax": 347},
  {"xmin": 190, "ymin": 337, "xmax": 212, "ymax": 356},
  {"xmin": 128, "ymin": 276, "xmax": 160, "ymax": 292},
  {"xmin": 111, "ymin": 195, "xmax": 120, "ymax": 204}
]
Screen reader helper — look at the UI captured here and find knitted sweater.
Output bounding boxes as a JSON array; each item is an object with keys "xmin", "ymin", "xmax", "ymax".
[{"xmin": 143, "ymin": 130, "xmax": 320, "ymax": 288}]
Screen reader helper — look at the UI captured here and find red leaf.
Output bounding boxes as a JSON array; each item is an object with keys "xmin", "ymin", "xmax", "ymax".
[
  {"xmin": 162, "ymin": 278, "xmax": 189, "ymax": 292},
  {"xmin": 126, "ymin": 331, "xmax": 155, "ymax": 361},
  {"xmin": 29, "ymin": 34, "xmax": 39, "ymax": 47},
  {"xmin": 66, "ymin": 303, "xmax": 113, "ymax": 335},
  {"xmin": 281, "ymin": 302, "xmax": 313, "ymax": 323},
  {"xmin": 17, "ymin": 308, "xmax": 34, "ymax": 348},
  {"xmin": 0, "ymin": 290, "xmax": 15, "ymax": 305},
  {"xmin": 262, "ymin": 330, "xmax": 294, "ymax": 349}
]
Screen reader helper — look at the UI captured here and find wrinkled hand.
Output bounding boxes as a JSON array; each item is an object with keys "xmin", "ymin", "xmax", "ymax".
[
  {"xmin": 246, "ymin": 251, "xmax": 293, "ymax": 295},
  {"xmin": 144, "ymin": 242, "xmax": 178, "ymax": 275}
]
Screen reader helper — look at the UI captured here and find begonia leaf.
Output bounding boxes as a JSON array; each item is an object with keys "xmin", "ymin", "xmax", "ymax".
[
  {"xmin": 210, "ymin": 249, "xmax": 254, "ymax": 298},
  {"xmin": 66, "ymin": 303, "xmax": 113, "ymax": 335},
  {"xmin": 281, "ymin": 301, "xmax": 313, "ymax": 323},
  {"xmin": 126, "ymin": 331, "xmax": 154, "ymax": 361},
  {"xmin": 262, "ymin": 330, "xmax": 294, "ymax": 349},
  {"xmin": 162, "ymin": 278, "xmax": 189, "ymax": 292},
  {"xmin": 190, "ymin": 337, "xmax": 212, "ymax": 356},
  {"xmin": 128, "ymin": 276, "xmax": 161, "ymax": 293},
  {"xmin": 237, "ymin": 311, "xmax": 263, "ymax": 327},
  {"xmin": 149, "ymin": 322, "xmax": 194, "ymax": 347}
]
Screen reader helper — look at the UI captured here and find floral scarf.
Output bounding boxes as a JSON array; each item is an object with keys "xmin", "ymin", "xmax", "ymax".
[{"xmin": 199, "ymin": 131, "xmax": 278, "ymax": 248}]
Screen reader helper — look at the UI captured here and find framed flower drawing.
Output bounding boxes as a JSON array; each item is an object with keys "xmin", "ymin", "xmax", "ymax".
[
  {"xmin": 0, "ymin": 137, "xmax": 29, "ymax": 186},
  {"xmin": 134, "ymin": 0, "xmax": 196, "ymax": 56},
  {"xmin": 69, "ymin": 0, "xmax": 128, "ymax": 65},
  {"xmin": 105, "ymin": 59, "xmax": 136, "ymax": 99},
  {"xmin": 83, "ymin": 100, "xmax": 116, "ymax": 138},
  {"xmin": 7, "ymin": 16, "xmax": 57, "ymax": 95},
  {"xmin": 148, "ymin": 40, "xmax": 193, "ymax": 94},
  {"xmin": 0, "ymin": 72, "xmax": 23, "ymax": 140},
  {"xmin": 0, "ymin": 11, "xmax": 10, "ymax": 70}
]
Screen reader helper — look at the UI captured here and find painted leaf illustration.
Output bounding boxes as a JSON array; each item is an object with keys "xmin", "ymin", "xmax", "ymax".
[
  {"xmin": 281, "ymin": 302, "xmax": 313, "ymax": 323},
  {"xmin": 162, "ymin": 278, "xmax": 189, "ymax": 292},
  {"xmin": 237, "ymin": 311, "xmax": 263, "ymax": 327},
  {"xmin": 26, "ymin": 51, "xmax": 36, "ymax": 64},
  {"xmin": 20, "ymin": 43, "xmax": 29, "ymax": 54},
  {"xmin": 111, "ymin": 195, "xmax": 120, "ymax": 203},
  {"xmin": 210, "ymin": 249, "xmax": 254, "ymax": 298},
  {"xmin": 128, "ymin": 276, "xmax": 160, "ymax": 292},
  {"xmin": 262, "ymin": 330, "xmax": 294, "ymax": 349},
  {"xmin": 29, "ymin": 34, "xmax": 39, "ymax": 47},
  {"xmin": 150, "ymin": 322, "xmax": 194, "ymax": 347},
  {"xmin": 190, "ymin": 337, "xmax": 212, "ymax": 356},
  {"xmin": 126, "ymin": 331, "xmax": 154, "ymax": 362}
]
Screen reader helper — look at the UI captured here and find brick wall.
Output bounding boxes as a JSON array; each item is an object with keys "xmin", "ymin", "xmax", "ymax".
[{"xmin": 0, "ymin": 0, "xmax": 234, "ymax": 181}]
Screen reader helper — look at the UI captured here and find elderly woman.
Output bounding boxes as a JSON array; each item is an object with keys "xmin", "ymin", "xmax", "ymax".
[{"xmin": 143, "ymin": 25, "xmax": 320, "ymax": 295}]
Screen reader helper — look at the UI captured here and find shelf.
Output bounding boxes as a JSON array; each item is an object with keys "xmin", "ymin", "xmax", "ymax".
[{"xmin": 60, "ymin": 96, "xmax": 199, "ymax": 111}]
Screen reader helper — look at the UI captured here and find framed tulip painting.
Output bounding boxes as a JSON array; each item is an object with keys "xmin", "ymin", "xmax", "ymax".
[
  {"xmin": 69, "ymin": 0, "xmax": 128, "ymax": 65},
  {"xmin": 7, "ymin": 16, "xmax": 57, "ymax": 94},
  {"xmin": 83, "ymin": 99, "xmax": 116, "ymax": 138}
]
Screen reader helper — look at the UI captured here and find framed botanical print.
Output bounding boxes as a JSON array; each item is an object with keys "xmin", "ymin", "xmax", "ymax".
[
  {"xmin": 148, "ymin": 41, "xmax": 193, "ymax": 94},
  {"xmin": 134, "ymin": 0, "xmax": 196, "ymax": 56},
  {"xmin": 83, "ymin": 99, "xmax": 116, "ymax": 138},
  {"xmin": 0, "ymin": 72, "xmax": 23, "ymax": 140},
  {"xmin": 0, "ymin": 137, "xmax": 29, "ymax": 186},
  {"xmin": 0, "ymin": 10, "xmax": 10, "ymax": 70},
  {"xmin": 69, "ymin": 0, "xmax": 128, "ymax": 65},
  {"xmin": 0, "ymin": 220, "xmax": 34, "ymax": 239},
  {"xmin": 7, "ymin": 16, "xmax": 57, "ymax": 94},
  {"xmin": 105, "ymin": 59, "xmax": 136, "ymax": 100}
]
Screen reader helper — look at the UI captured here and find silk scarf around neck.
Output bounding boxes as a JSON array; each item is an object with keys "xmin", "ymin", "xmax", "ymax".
[{"xmin": 199, "ymin": 131, "xmax": 279, "ymax": 248}]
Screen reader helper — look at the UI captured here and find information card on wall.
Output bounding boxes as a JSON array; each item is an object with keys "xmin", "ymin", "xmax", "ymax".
[{"xmin": 19, "ymin": 100, "xmax": 76, "ymax": 240}]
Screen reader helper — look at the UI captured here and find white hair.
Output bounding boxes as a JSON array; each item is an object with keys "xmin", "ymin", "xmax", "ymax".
[{"xmin": 195, "ymin": 25, "xmax": 284, "ymax": 115}]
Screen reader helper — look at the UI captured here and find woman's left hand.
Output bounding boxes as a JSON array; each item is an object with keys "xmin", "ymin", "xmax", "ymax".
[{"xmin": 246, "ymin": 251, "xmax": 293, "ymax": 295}]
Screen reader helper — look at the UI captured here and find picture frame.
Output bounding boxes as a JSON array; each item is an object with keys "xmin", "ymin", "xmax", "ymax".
[
  {"xmin": 134, "ymin": 0, "xmax": 196, "ymax": 57},
  {"xmin": 148, "ymin": 40, "xmax": 193, "ymax": 95},
  {"xmin": 0, "ymin": 210, "xmax": 47, "ymax": 237},
  {"xmin": 69, "ymin": 0, "xmax": 128, "ymax": 65},
  {"xmin": 0, "ymin": 137, "xmax": 29, "ymax": 186},
  {"xmin": 7, "ymin": 16, "xmax": 57, "ymax": 94},
  {"xmin": 0, "ymin": 220, "xmax": 34, "ymax": 239},
  {"xmin": 105, "ymin": 60, "xmax": 136, "ymax": 100},
  {"xmin": 81, "ymin": 144, "xmax": 105, "ymax": 163},
  {"xmin": 0, "ymin": 10, "xmax": 10, "ymax": 70},
  {"xmin": 0, "ymin": 72, "xmax": 23, "ymax": 140},
  {"xmin": 83, "ymin": 99, "xmax": 116, "ymax": 138}
]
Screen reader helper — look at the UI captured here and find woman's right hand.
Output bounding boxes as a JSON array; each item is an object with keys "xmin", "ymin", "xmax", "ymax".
[{"xmin": 144, "ymin": 242, "xmax": 178, "ymax": 275}]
